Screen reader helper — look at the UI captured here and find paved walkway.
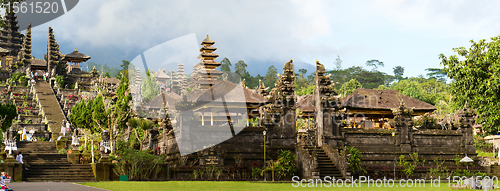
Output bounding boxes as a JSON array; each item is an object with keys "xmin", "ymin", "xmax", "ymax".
[
  {"xmin": 35, "ymin": 81, "xmax": 66, "ymax": 139},
  {"xmin": 8, "ymin": 182, "xmax": 109, "ymax": 191}
]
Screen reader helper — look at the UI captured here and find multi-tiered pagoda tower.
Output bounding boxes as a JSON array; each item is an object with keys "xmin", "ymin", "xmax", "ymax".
[
  {"xmin": 0, "ymin": 9, "xmax": 23, "ymax": 69},
  {"xmin": 0, "ymin": 10, "xmax": 22, "ymax": 57},
  {"xmin": 176, "ymin": 62, "xmax": 187, "ymax": 93},
  {"xmin": 19, "ymin": 24, "xmax": 32, "ymax": 67},
  {"xmin": 191, "ymin": 35, "xmax": 222, "ymax": 89},
  {"xmin": 47, "ymin": 25, "xmax": 63, "ymax": 75}
]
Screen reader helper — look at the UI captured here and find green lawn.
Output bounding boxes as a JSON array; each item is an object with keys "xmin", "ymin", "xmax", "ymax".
[{"xmin": 79, "ymin": 181, "xmax": 480, "ymax": 191}]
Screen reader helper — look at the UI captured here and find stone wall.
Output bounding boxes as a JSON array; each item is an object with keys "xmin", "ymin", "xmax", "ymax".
[{"xmin": 345, "ymin": 128, "xmax": 470, "ymax": 167}]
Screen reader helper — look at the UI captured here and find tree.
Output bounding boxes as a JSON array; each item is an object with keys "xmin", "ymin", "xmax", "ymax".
[
  {"xmin": 365, "ymin": 59, "xmax": 384, "ymax": 71},
  {"xmin": 141, "ymin": 70, "xmax": 160, "ymax": 103},
  {"xmin": 104, "ymin": 72, "xmax": 111, "ymax": 78},
  {"xmin": 440, "ymin": 36, "xmax": 500, "ymax": 135},
  {"xmin": 341, "ymin": 78, "xmax": 362, "ymax": 97},
  {"xmin": 393, "ymin": 66, "xmax": 404, "ymax": 81},
  {"xmin": 295, "ymin": 68, "xmax": 309, "ymax": 91},
  {"xmin": 234, "ymin": 60, "xmax": 248, "ymax": 77},
  {"xmin": 127, "ymin": 117, "xmax": 154, "ymax": 150},
  {"xmin": 334, "ymin": 55, "xmax": 342, "ymax": 69},
  {"xmin": 114, "ymin": 63, "xmax": 132, "ymax": 131},
  {"xmin": 264, "ymin": 65, "xmax": 278, "ymax": 88},
  {"xmin": 0, "ymin": 103, "xmax": 16, "ymax": 131},
  {"xmin": 220, "ymin": 57, "xmax": 232, "ymax": 72},
  {"xmin": 425, "ymin": 67, "xmax": 447, "ymax": 82},
  {"xmin": 92, "ymin": 94, "xmax": 130, "ymax": 155}
]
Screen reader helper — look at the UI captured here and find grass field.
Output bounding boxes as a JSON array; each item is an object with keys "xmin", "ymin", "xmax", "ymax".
[{"xmin": 79, "ymin": 180, "xmax": 483, "ymax": 191}]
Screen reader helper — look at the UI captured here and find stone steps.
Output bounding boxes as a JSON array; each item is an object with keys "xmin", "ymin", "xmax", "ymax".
[
  {"xmin": 18, "ymin": 140, "xmax": 96, "ymax": 182},
  {"xmin": 306, "ymin": 147, "xmax": 344, "ymax": 179}
]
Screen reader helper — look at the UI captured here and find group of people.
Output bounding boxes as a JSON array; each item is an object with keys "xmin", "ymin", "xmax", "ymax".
[
  {"xmin": 1, "ymin": 171, "xmax": 11, "ymax": 190},
  {"xmin": 30, "ymin": 71, "xmax": 50, "ymax": 85}
]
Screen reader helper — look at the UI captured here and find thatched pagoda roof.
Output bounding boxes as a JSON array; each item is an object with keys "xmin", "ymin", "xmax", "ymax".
[
  {"xmin": 63, "ymin": 48, "xmax": 91, "ymax": 62},
  {"xmin": 31, "ymin": 59, "xmax": 47, "ymax": 66},
  {"xmin": 296, "ymin": 95, "xmax": 314, "ymax": 113},
  {"xmin": 341, "ymin": 89, "xmax": 436, "ymax": 112},
  {"xmin": 187, "ymin": 80, "xmax": 266, "ymax": 104},
  {"xmin": 143, "ymin": 92, "xmax": 182, "ymax": 110}
]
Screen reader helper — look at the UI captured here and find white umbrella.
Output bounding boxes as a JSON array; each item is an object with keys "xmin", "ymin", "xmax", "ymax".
[{"xmin": 460, "ymin": 155, "xmax": 474, "ymax": 169}]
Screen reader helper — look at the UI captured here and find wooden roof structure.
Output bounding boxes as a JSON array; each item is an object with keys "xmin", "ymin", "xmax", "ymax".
[
  {"xmin": 143, "ymin": 92, "xmax": 182, "ymax": 110},
  {"xmin": 341, "ymin": 89, "xmax": 436, "ymax": 117},
  {"xmin": 296, "ymin": 95, "xmax": 314, "ymax": 118},
  {"xmin": 63, "ymin": 48, "xmax": 91, "ymax": 62},
  {"xmin": 186, "ymin": 80, "xmax": 267, "ymax": 125},
  {"xmin": 63, "ymin": 48, "xmax": 90, "ymax": 72}
]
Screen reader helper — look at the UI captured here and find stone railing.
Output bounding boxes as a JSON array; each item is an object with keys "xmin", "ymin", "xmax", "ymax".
[
  {"xmin": 296, "ymin": 145, "xmax": 319, "ymax": 179},
  {"xmin": 323, "ymin": 145, "xmax": 350, "ymax": 179}
]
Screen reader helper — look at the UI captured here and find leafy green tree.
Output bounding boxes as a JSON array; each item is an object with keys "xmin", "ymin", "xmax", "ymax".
[
  {"xmin": 341, "ymin": 78, "xmax": 362, "ymax": 97},
  {"xmin": 425, "ymin": 67, "xmax": 447, "ymax": 82},
  {"xmin": 393, "ymin": 65, "xmax": 404, "ymax": 81},
  {"xmin": 440, "ymin": 36, "xmax": 500, "ymax": 134},
  {"xmin": 326, "ymin": 66, "xmax": 392, "ymax": 90},
  {"xmin": 365, "ymin": 59, "xmax": 384, "ymax": 71},
  {"xmin": 234, "ymin": 60, "xmax": 248, "ymax": 77},
  {"xmin": 295, "ymin": 68, "xmax": 309, "ymax": 91},
  {"xmin": 114, "ymin": 63, "xmax": 132, "ymax": 131},
  {"xmin": 220, "ymin": 57, "xmax": 232, "ymax": 72},
  {"xmin": 141, "ymin": 70, "xmax": 160, "ymax": 103},
  {"xmin": 104, "ymin": 72, "xmax": 111, "ymax": 78},
  {"xmin": 127, "ymin": 117, "xmax": 154, "ymax": 149},
  {"xmin": 264, "ymin": 65, "xmax": 278, "ymax": 88},
  {"xmin": 0, "ymin": 103, "xmax": 16, "ymax": 131}
]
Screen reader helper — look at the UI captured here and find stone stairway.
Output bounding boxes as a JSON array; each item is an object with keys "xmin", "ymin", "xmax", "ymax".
[
  {"xmin": 17, "ymin": 141, "xmax": 95, "ymax": 182},
  {"xmin": 35, "ymin": 81, "xmax": 66, "ymax": 139},
  {"xmin": 306, "ymin": 146, "xmax": 344, "ymax": 179}
]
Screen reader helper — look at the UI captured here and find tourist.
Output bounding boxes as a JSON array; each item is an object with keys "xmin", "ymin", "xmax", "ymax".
[
  {"xmin": 16, "ymin": 152, "xmax": 29, "ymax": 170},
  {"xmin": 43, "ymin": 73, "xmax": 46, "ymax": 81},
  {"xmin": 61, "ymin": 120, "xmax": 67, "ymax": 136},
  {"xmin": 66, "ymin": 120, "xmax": 71, "ymax": 133},
  {"xmin": 22, "ymin": 127, "xmax": 27, "ymax": 141},
  {"xmin": 34, "ymin": 72, "xmax": 38, "ymax": 81}
]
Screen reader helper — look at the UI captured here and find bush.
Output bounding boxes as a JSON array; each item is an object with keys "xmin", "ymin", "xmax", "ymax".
[
  {"xmin": 276, "ymin": 149, "xmax": 297, "ymax": 178},
  {"xmin": 8, "ymin": 72, "xmax": 28, "ymax": 86},
  {"xmin": 115, "ymin": 148, "xmax": 165, "ymax": 180},
  {"xmin": 346, "ymin": 146, "xmax": 366, "ymax": 175},
  {"xmin": 55, "ymin": 75, "xmax": 65, "ymax": 88}
]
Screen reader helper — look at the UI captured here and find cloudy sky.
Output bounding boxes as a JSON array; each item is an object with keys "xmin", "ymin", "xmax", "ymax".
[{"xmin": 24, "ymin": 0, "xmax": 500, "ymax": 78}]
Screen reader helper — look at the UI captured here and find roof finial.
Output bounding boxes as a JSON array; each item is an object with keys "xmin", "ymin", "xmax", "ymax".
[
  {"xmin": 75, "ymin": 48, "xmax": 77, "ymax": 51},
  {"xmin": 206, "ymin": 35, "xmax": 209, "ymax": 39}
]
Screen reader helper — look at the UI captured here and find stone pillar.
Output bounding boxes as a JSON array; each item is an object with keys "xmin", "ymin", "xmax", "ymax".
[
  {"xmin": 313, "ymin": 60, "xmax": 337, "ymax": 147},
  {"xmin": 280, "ymin": 59, "xmax": 296, "ymax": 147},
  {"xmin": 459, "ymin": 102, "xmax": 476, "ymax": 155},
  {"xmin": 100, "ymin": 130, "xmax": 111, "ymax": 162},
  {"xmin": 392, "ymin": 101, "xmax": 413, "ymax": 153}
]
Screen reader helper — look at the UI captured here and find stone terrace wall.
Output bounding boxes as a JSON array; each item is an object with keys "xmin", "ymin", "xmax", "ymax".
[{"xmin": 345, "ymin": 128, "xmax": 468, "ymax": 167}]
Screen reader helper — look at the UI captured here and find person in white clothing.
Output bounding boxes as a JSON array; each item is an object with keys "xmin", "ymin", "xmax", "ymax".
[
  {"xmin": 66, "ymin": 121, "xmax": 71, "ymax": 133},
  {"xmin": 16, "ymin": 152, "xmax": 29, "ymax": 170},
  {"xmin": 61, "ymin": 120, "xmax": 67, "ymax": 136},
  {"xmin": 22, "ymin": 127, "xmax": 27, "ymax": 141}
]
